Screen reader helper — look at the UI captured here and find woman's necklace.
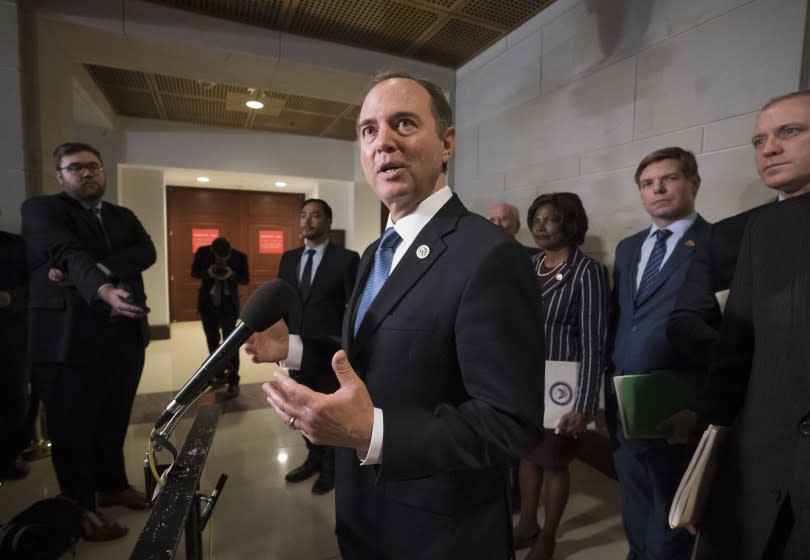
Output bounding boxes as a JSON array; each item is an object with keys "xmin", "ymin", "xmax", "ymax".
[{"xmin": 537, "ymin": 254, "xmax": 565, "ymax": 280}]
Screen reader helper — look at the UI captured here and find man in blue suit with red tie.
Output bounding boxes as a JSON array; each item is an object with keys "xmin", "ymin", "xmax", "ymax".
[{"xmin": 606, "ymin": 147, "xmax": 711, "ymax": 560}]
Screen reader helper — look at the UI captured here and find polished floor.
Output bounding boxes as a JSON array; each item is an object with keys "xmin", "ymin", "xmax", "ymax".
[{"xmin": 0, "ymin": 322, "xmax": 628, "ymax": 559}]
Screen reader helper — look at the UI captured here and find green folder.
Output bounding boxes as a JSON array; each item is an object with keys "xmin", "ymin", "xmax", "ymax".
[{"xmin": 613, "ymin": 370, "xmax": 704, "ymax": 439}]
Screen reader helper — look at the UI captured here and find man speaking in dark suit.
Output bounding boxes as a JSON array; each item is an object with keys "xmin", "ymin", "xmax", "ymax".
[
  {"xmin": 191, "ymin": 236, "xmax": 249, "ymax": 398},
  {"xmin": 606, "ymin": 147, "xmax": 711, "ymax": 560},
  {"xmin": 246, "ymin": 72, "xmax": 544, "ymax": 559},
  {"xmin": 22, "ymin": 142, "xmax": 156, "ymax": 540},
  {"xmin": 277, "ymin": 198, "xmax": 359, "ymax": 495}
]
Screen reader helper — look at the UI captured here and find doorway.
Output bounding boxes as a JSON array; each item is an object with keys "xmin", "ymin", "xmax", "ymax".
[{"xmin": 166, "ymin": 186, "xmax": 304, "ymax": 322}]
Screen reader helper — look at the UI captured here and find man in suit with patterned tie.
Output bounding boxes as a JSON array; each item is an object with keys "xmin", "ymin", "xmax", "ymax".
[
  {"xmin": 21, "ymin": 142, "xmax": 156, "ymax": 540},
  {"xmin": 191, "ymin": 236, "xmax": 249, "ymax": 398},
  {"xmin": 277, "ymin": 198, "xmax": 359, "ymax": 495},
  {"xmin": 606, "ymin": 147, "xmax": 711, "ymax": 560},
  {"xmin": 247, "ymin": 72, "xmax": 543, "ymax": 559}
]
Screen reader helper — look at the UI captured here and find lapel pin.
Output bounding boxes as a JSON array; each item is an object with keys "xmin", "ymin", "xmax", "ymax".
[
  {"xmin": 555, "ymin": 273, "xmax": 563, "ymax": 281},
  {"xmin": 685, "ymin": 239, "xmax": 695, "ymax": 247},
  {"xmin": 415, "ymin": 245, "xmax": 430, "ymax": 259}
]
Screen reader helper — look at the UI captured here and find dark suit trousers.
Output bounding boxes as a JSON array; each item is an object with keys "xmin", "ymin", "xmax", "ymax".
[
  {"xmin": 35, "ymin": 320, "xmax": 144, "ymax": 509},
  {"xmin": 200, "ymin": 300, "xmax": 239, "ymax": 383},
  {"xmin": 613, "ymin": 430, "xmax": 694, "ymax": 560},
  {"xmin": 289, "ymin": 367, "xmax": 337, "ymax": 474}
]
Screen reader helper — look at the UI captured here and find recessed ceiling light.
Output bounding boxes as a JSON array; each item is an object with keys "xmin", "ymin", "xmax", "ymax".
[
  {"xmin": 196, "ymin": 176, "xmax": 210, "ymax": 183},
  {"xmin": 274, "ymin": 181, "xmax": 287, "ymax": 187},
  {"xmin": 246, "ymin": 100, "xmax": 264, "ymax": 109}
]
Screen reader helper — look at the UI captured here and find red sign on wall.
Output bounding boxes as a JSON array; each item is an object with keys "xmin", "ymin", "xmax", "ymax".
[
  {"xmin": 191, "ymin": 228, "xmax": 220, "ymax": 254},
  {"xmin": 258, "ymin": 230, "xmax": 284, "ymax": 254}
]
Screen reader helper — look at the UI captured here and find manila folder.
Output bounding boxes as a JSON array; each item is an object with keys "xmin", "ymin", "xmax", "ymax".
[{"xmin": 669, "ymin": 425, "xmax": 730, "ymax": 528}]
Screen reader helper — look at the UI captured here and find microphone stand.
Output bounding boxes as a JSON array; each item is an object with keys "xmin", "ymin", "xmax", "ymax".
[{"xmin": 136, "ymin": 402, "xmax": 227, "ymax": 560}]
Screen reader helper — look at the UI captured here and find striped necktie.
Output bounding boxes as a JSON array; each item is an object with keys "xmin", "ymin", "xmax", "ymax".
[{"xmin": 637, "ymin": 228, "xmax": 672, "ymax": 301}]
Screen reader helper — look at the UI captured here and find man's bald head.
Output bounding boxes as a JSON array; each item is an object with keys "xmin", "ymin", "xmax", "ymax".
[{"xmin": 486, "ymin": 202, "xmax": 520, "ymax": 237}]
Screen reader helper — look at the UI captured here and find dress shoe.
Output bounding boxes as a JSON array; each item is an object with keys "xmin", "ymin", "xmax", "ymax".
[
  {"xmin": 0, "ymin": 457, "xmax": 30, "ymax": 481},
  {"xmin": 224, "ymin": 383, "xmax": 240, "ymax": 399},
  {"xmin": 285, "ymin": 459, "xmax": 320, "ymax": 483},
  {"xmin": 80, "ymin": 510, "xmax": 128, "ymax": 541},
  {"xmin": 97, "ymin": 486, "xmax": 150, "ymax": 509},
  {"xmin": 311, "ymin": 472, "xmax": 334, "ymax": 495}
]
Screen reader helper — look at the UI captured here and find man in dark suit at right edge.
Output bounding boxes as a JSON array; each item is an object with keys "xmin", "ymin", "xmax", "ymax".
[
  {"xmin": 247, "ymin": 72, "xmax": 544, "ymax": 560},
  {"xmin": 277, "ymin": 198, "xmax": 359, "ymax": 495},
  {"xmin": 665, "ymin": 204, "xmax": 763, "ymax": 368},
  {"xmin": 666, "ymin": 90, "xmax": 810, "ymax": 559}
]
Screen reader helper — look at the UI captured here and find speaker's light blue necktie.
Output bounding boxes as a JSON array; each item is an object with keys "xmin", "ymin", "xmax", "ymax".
[
  {"xmin": 354, "ymin": 227, "xmax": 401, "ymax": 335},
  {"xmin": 637, "ymin": 228, "xmax": 672, "ymax": 301}
]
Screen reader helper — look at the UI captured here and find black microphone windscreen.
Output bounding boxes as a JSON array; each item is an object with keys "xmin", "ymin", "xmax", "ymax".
[{"xmin": 239, "ymin": 279, "xmax": 294, "ymax": 331}]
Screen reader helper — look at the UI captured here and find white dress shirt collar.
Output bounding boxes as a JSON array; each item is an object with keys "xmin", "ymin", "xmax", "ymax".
[
  {"xmin": 646, "ymin": 212, "xmax": 697, "ymax": 240},
  {"xmin": 385, "ymin": 186, "xmax": 452, "ymax": 271}
]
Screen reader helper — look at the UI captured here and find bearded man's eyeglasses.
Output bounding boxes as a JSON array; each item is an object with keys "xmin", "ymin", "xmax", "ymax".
[{"xmin": 57, "ymin": 163, "xmax": 103, "ymax": 174}]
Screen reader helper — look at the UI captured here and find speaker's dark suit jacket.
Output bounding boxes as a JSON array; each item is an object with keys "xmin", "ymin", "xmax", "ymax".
[
  {"xmin": 22, "ymin": 192, "xmax": 155, "ymax": 364},
  {"xmin": 696, "ymin": 193, "xmax": 810, "ymax": 560},
  {"xmin": 667, "ymin": 206, "xmax": 764, "ymax": 368},
  {"xmin": 303, "ymin": 194, "xmax": 544, "ymax": 560},
  {"xmin": 191, "ymin": 245, "xmax": 249, "ymax": 312},
  {"xmin": 607, "ymin": 215, "xmax": 711, "ymax": 560},
  {"xmin": 278, "ymin": 243, "xmax": 359, "ymax": 393}
]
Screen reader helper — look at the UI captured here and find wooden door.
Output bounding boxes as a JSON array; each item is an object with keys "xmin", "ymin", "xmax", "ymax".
[{"xmin": 166, "ymin": 186, "xmax": 304, "ymax": 322}]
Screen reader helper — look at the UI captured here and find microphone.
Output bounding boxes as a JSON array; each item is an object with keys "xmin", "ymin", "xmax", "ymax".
[{"xmin": 154, "ymin": 279, "xmax": 293, "ymax": 429}]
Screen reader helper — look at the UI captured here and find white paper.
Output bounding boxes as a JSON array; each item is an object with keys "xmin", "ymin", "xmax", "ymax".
[
  {"xmin": 715, "ymin": 289, "xmax": 730, "ymax": 312},
  {"xmin": 543, "ymin": 361, "xmax": 579, "ymax": 429}
]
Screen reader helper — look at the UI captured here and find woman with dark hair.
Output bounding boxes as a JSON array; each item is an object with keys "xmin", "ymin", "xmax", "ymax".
[{"xmin": 513, "ymin": 192, "xmax": 609, "ymax": 560}]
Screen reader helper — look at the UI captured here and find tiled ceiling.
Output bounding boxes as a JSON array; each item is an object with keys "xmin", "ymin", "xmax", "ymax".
[
  {"xmin": 145, "ymin": 0, "xmax": 556, "ymax": 68},
  {"xmin": 85, "ymin": 64, "xmax": 363, "ymax": 141},
  {"xmin": 87, "ymin": 1, "xmax": 558, "ymax": 141}
]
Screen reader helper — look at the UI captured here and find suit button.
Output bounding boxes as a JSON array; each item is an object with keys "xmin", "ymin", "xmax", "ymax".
[
  {"xmin": 631, "ymin": 326, "xmax": 638, "ymax": 332},
  {"xmin": 773, "ymin": 490, "xmax": 782, "ymax": 502},
  {"xmin": 800, "ymin": 420, "xmax": 810, "ymax": 439}
]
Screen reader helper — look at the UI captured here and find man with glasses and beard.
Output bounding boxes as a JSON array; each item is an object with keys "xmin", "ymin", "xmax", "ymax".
[{"xmin": 22, "ymin": 142, "xmax": 156, "ymax": 541}]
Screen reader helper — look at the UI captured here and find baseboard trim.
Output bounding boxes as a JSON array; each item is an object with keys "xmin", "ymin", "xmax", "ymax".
[{"xmin": 150, "ymin": 324, "xmax": 171, "ymax": 340}]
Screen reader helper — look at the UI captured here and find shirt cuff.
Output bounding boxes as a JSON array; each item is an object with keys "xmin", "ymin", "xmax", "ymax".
[
  {"xmin": 280, "ymin": 334, "xmax": 303, "ymax": 370},
  {"xmin": 96, "ymin": 282, "xmax": 114, "ymax": 299},
  {"xmin": 358, "ymin": 408, "xmax": 383, "ymax": 465}
]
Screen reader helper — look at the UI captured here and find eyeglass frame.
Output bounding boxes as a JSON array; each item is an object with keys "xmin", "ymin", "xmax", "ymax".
[{"xmin": 56, "ymin": 162, "xmax": 104, "ymax": 174}]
